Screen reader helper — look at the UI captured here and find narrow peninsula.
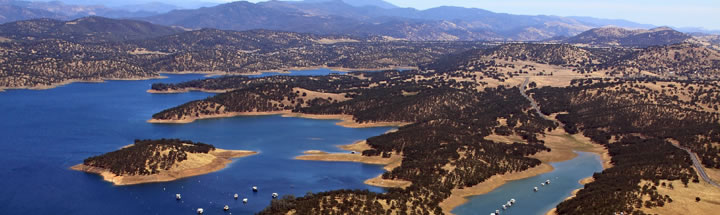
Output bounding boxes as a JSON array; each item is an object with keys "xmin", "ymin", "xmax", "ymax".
[{"xmin": 71, "ymin": 139, "xmax": 257, "ymax": 186}]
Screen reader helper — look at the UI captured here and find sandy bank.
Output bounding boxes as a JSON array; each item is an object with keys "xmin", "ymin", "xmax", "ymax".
[
  {"xmin": 440, "ymin": 127, "xmax": 612, "ymax": 215},
  {"xmin": 438, "ymin": 164, "xmax": 554, "ymax": 214},
  {"xmin": 146, "ymin": 88, "xmax": 229, "ymax": 94},
  {"xmin": 535, "ymin": 128, "xmax": 611, "ymax": 215},
  {"xmin": 253, "ymin": 66, "xmax": 417, "ymax": 74},
  {"xmin": 71, "ymin": 149, "xmax": 257, "ymax": 186},
  {"xmin": 145, "ymin": 66, "xmax": 417, "ymax": 93},
  {"xmin": 148, "ymin": 111, "xmax": 409, "ymax": 129},
  {"xmin": 296, "ymin": 140, "xmax": 411, "ymax": 189},
  {"xmin": 282, "ymin": 113, "xmax": 410, "ymax": 128}
]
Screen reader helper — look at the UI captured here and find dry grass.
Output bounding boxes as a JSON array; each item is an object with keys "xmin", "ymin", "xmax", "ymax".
[
  {"xmin": 71, "ymin": 149, "xmax": 257, "ymax": 186},
  {"xmin": 640, "ymin": 180, "xmax": 720, "ymax": 215},
  {"xmin": 706, "ymin": 168, "xmax": 720, "ymax": 183},
  {"xmin": 439, "ymin": 164, "xmax": 555, "ymax": 215},
  {"xmin": 296, "ymin": 140, "xmax": 411, "ymax": 189},
  {"xmin": 312, "ymin": 38, "xmax": 360, "ymax": 44}
]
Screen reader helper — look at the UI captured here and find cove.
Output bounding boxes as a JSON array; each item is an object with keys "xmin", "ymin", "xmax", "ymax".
[
  {"xmin": 0, "ymin": 70, "xmax": 393, "ymax": 214},
  {"xmin": 452, "ymin": 151, "xmax": 603, "ymax": 215}
]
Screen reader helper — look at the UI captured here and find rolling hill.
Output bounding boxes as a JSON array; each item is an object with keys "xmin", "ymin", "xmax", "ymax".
[{"xmin": 566, "ymin": 26, "xmax": 692, "ymax": 47}]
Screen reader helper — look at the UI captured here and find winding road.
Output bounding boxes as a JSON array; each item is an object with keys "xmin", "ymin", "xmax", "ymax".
[
  {"xmin": 671, "ymin": 143, "xmax": 720, "ymax": 189},
  {"xmin": 519, "ymin": 77, "xmax": 720, "ymax": 189},
  {"xmin": 519, "ymin": 78, "xmax": 561, "ymax": 125}
]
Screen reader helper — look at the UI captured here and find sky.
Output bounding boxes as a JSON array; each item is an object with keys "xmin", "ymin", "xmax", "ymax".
[{"xmin": 228, "ymin": 0, "xmax": 720, "ymax": 30}]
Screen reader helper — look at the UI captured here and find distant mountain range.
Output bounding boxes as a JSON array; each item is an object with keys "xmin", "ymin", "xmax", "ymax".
[
  {"xmin": 0, "ymin": 0, "xmax": 163, "ymax": 22},
  {"xmin": 0, "ymin": 16, "xmax": 185, "ymax": 43},
  {"xmin": 138, "ymin": 0, "xmax": 640, "ymax": 41},
  {"xmin": 2, "ymin": 0, "xmax": 719, "ymax": 43}
]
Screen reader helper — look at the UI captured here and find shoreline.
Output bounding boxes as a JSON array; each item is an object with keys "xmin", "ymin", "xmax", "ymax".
[
  {"xmin": 146, "ymin": 66, "xmax": 418, "ymax": 94},
  {"xmin": 0, "ymin": 75, "xmax": 169, "ymax": 92},
  {"xmin": 146, "ymin": 87, "xmax": 230, "ymax": 94},
  {"xmin": 71, "ymin": 149, "xmax": 257, "ymax": 186},
  {"xmin": 252, "ymin": 66, "xmax": 417, "ymax": 74},
  {"xmin": 439, "ymin": 127, "xmax": 612, "ymax": 215},
  {"xmin": 148, "ymin": 111, "xmax": 410, "ymax": 129},
  {"xmin": 295, "ymin": 140, "xmax": 411, "ymax": 189},
  {"xmin": 439, "ymin": 163, "xmax": 555, "ymax": 214},
  {"xmin": 544, "ymin": 177, "xmax": 597, "ymax": 215},
  {"xmin": 1, "ymin": 66, "xmax": 416, "ymax": 93}
]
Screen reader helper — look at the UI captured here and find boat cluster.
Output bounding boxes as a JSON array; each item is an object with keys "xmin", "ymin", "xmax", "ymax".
[
  {"xmin": 535, "ymin": 179, "xmax": 551, "ymax": 192},
  {"xmin": 174, "ymin": 185, "xmax": 279, "ymax": 214},
  {"xmin": 489, "ymin": 179, "xmax": 551, "ymax": 215}
]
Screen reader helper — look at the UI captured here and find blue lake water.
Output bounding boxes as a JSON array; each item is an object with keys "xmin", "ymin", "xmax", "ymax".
[
  {"xmin": 453, "ymin": 151, "xmax": 603, "ymax": 215},
  {"xmin": 0, "ymin": 69, "xmax": 603, "ymax": 214},
  {"xmin": 0, "ymin": 70, "xmax": 392, "ymax": 214},
  {"xmin": 248, "ymin": 68, "xmax": 345, "ymax": 77}
]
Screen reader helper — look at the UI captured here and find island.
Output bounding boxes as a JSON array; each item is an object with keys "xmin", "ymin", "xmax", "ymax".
[
  {"xmin": 147, "ymin": 42, "xmax": 720, "ymax": 215},
  {"xmin": 71, "ymin": 139, "xmax": 257, "ymax": 186}
]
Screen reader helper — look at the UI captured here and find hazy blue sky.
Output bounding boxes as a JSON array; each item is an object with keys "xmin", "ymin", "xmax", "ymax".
[{"xmin": 230, "ymin": 0, "xmax": 720, "ymax": 30}]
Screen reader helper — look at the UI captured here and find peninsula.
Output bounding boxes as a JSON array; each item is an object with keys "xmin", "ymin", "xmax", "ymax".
[{"xmin": 71, "ymin": 139, "xmax": 257, "ymax": 186}]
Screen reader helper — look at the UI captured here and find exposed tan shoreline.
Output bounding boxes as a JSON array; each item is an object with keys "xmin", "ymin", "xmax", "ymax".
[
  {"xmin": 439, "ymin": 127, "xmax": 611, "ymax": 215},
  {"xmin": 253, "ymin": 66, "xmax": 417, "ymax": 74},
  {"xmin": 148, "ymin": 111, "xmax": 410, "ymax": 129},
  {"xmin": 71, "ymin": 149, "xmax": 257, "ymax": 186},
  {"xmin": 2, "ymin": 66, "xmax": 416, "ymax": 93},
  {"xmin": 296, "ymin": 140, "xmax": 411, "ymax": 189},
  {"xmin": 145, "ymin": 66, "xmax": 418, "ymax": 94},
  {"xmin": 439, "ymin": 163, "xmax": 555, "ymax": 214},
  {"xmin": 146, "ymin": 88, "xmax": 230, "ymax": 94}
]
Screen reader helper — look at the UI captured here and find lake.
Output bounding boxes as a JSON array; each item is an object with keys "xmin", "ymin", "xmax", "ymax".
[
  {"xmin": 0, "ymin": 70, "xmax": 392, "ymax": 214},
  {"xmin": 453, "ymin": 151, "xmax": 603, "ymax": 215},
  {"xmin": 0, "ymin": 69, "xmax": 603, "ymax": 214}
]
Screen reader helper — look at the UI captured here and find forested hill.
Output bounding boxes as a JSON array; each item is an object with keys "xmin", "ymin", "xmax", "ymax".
[
  {"xmin": 0, "ymin": 17, "xmax": 488, "ymax": 90},
  {"xmin": 531, "ymin": 79, "xmax": 719, "ymax": 214},
  {"xmin": 152, "ymin": 69, "xmax": 558, "ymax": 214},
  {"xmin": 83, "ymin": 139, "xmax": 216, "ymax": 176},
  {"xmin": 566, "ymin": 27, "xmax": 692, "ymax": 48},
  {"xmin": 149, "ymin": 47, "xmax": 720, "ymax": 214},
  {"xmin": 0, "ymin": 16, "xmax": 185, "ymax": 43}
]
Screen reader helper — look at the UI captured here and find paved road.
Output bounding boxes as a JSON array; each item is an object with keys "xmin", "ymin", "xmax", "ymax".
[
  {"xmin": 519, "ymin": 78, "xmax": 561, "ymax": 125},
  {"xmin": 520, "ymin": 77, "xmax": 720, "ymax": 189},
  {"xmin": 671, "ymin": 143, "xmax": 720, "ymax": 189}
]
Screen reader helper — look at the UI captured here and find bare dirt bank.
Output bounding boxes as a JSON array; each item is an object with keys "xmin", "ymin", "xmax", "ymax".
[
  {"xmin": 148, "ymin": 111, "xmax": 410, "ymax": 129},
  {"xmin": 296, "ymin": 140, "xmax": 411, "ymax": 189},
  {"xmin": 71, "ymin": 149, "xmax": 257, "ymax": 186}
]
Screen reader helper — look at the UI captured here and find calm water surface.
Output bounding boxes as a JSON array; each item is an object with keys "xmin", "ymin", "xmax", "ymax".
[
  {"xmin": 453, "ymin": 151, "xmax": 603, "ymax": 215},
  {"xmin": 0, "ymin": 70, "xmax": 392, "ymax": 214},
  {"xmin": 0, "ymin": 69, "xmax": 602, "ymax": 214}
]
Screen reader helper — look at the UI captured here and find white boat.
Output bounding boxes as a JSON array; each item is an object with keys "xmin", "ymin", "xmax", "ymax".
[
  {"xmin": 252, "ymin": 186, "xmax": 258, "ymax": 192},
  {"xmin": 175, "ymin": 194, "xmax": 181, "ymax": 200},
  {"xmin": 197, "ymin": 208, "xmax": 204, "ymax": 214},
  {"xmin": 234, "ymin": 193, "xmax": 239, "ymax": 199},
  {"xmin": 272, "ymin": 193, "xmax": 279, "ymax": 198},
  {"xmin": 224, "ymin": 205, "xmax": 229, "ymax": 211},
  {"xmin": 243, "ymin": 198, "xmax": 248, "ymax": 203}
]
